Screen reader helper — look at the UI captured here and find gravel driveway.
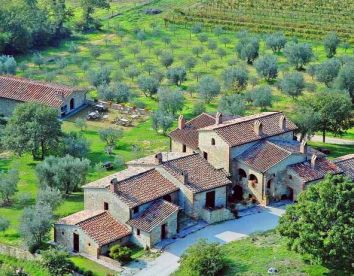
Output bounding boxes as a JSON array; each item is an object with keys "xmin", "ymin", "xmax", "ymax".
[{"xmin": 124, "ymin": 205, "xmax": 286, "ymax": 276}]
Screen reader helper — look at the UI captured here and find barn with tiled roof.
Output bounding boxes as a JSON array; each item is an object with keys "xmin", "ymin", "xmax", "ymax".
[{"xmin": 0, "ymin": 75, "xmax": 87, "ymax": 117}]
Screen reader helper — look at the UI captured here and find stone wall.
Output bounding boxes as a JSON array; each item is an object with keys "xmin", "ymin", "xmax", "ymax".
[
  {"xmin": 61, "ymin": 91, "xmax": 87, "ymax": 116},
  {"xmin": 0, "ymin": 98, "xmax": 21, "ymax": 117},
  {"xmin": 200, "ymin": 207, "xmax": 234, "ymax": 224},
  {"xmin": 170, "ymin": 140, "xmax": 195, "ymax": 154},
  {"xmin": 0, "ymin": 244, "xmax": 41, "ymax": 261},
  {"xmin": 84, "ymin": 188, "xmax": 130, "ymax": 223},
  {"xmin": 130, "ymin": 211, "xmax": 178, "ymax": 249},
  {"xmin": 198, "ymin": 130, "xmax": 230, "ymax": 172},
  {"xmin": 192, "ymin": 186, "xmax": 227, "ymax": 219}
]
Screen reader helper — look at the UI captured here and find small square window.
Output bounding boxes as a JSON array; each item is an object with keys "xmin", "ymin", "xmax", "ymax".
[
  {"xmin": 182, "ymin": 144, "xmax": 187, "ymax": 153},
  {"xmin": 104, "ymin": 202, "xmax": 109, "ymax": 210}
]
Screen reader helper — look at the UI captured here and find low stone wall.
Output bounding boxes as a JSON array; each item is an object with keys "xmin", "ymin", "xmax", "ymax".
[
  {"xmin": 201, "ymin": 207, "xmax": 235, "ymax": 224},
  {"xmin": 0, "ymin": 244, "xmax": 41, "ymax": 261}
]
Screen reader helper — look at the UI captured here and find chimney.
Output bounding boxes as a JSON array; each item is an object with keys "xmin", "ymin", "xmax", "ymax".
[
  {"xmin": 215, "ymin": 112, "xmax": 222, "ymax": 125},
  {"xmin": 300, "ymin": 141, "xmax": 307, "ymax": 154},
  {"xmin": 279, "ymin": 115, "xmax": 286, "ymax": 131},
  {"xmin": 155, "ymin": 153, "xmax": 163, "ymax": 165},
  {"xmin": 311, "ymin": 154, "xmax": 317, "ymax": 169},
  {"xmin": 178, "ymin": 115, "xmax": 186, "ymax": 129},
  {"xmin": 182, "ymin": 171, "xmax": 188, "ymax": 185},
  {"xmin": 254, "ymin": 120, "xmax": 263, "ymax": 136},
  {"xmin": 110, "ymin": 178, "xmax": 118, "ymax": 193}
]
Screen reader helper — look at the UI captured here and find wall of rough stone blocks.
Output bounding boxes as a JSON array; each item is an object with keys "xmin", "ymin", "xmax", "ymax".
[
  {"xmin": 192, "ymin": 187, "xmax": 227, "ymax": 219},
  {"xmin": 130, "ymin": 211, "xmax": 178, "ymax": 249},
  {"xmin": 0, "ymin": 244, "xmax": 41, "ymax": 261},
  {"xmin": 0, "ymin": 98, "xmax": 19, "ymax": 117},
  {"xmin": 200, "ymin": 207, "xmax": 234, "ymax": 224},
  {"xmin": 61, "ymin": 91, "xmax": 86, "ymax": 115},
  {"xmin": 84, "ymin": 188, "xmax": 130, "ymax": 222},
  {"xmin": 55, "ymin": 224, "xmax": 99, "ymax": 257},
  {"xmin": 198, "ymin": 131, "xmax": 230, "ymax": 172},
  {"xmin": 171, "ymin": 140, "xmax": 195, "ymax": 154}
]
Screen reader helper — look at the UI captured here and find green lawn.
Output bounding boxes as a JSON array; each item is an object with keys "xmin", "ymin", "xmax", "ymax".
[
  {"xmin": 174, "ymin": 231, "xmax": 329, "ymax": 276},
  {"xmin": 0, "ymin": 254, "xmax": 50, "ymax": 276},
  {"xmin": 308, "ymin": 142, "xmax": 354, "ymax": 159},
  {"xmin": 222, "ymin": 232, "xmax": 328, "ymax": 276},
  {"xmin": 71, "ymin": 255, "xmax": 116, "ymax": 276}
]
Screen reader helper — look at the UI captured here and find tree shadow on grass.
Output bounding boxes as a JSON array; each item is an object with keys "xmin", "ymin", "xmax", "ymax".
[{"xmin": 222, "ymin": 260, "xmax": 250, "ymax": 275}]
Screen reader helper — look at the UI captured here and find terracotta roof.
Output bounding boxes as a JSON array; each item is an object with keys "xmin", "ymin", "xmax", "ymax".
[
  {"xmin": 289, "ymin": 158, "xmax": 343, "ymax": 184},
  {"xmin": 112, "ymin": 169, "xmax": 179, "ymax": 208},
  {"xmin": 200, "ymin": 112, "xmax": 298, "ymax": 147},
  {"xmin": 162, "ymin": 153, "xmax": 231, "ymax": 193},
  {"xmin": 126, "ymin": 152, "xmax": 191, "ymax": 168},
  {"xmin": 83, "ymin": 167, "xmax": 151, "ymax": 188},
  {"xmin": 57, "ymin": 210, "xmax": 105, "ymax": 225},
  {"xmin": 238, "ymin": 141, "xmax": 292, "ymax": 172},
  {"xmin": 77, "ymin": 212, "xmax": 131, "ymax": 246},
  {"xmin": 127, "ymin": 200, "xmax": 179, "ymax": 232},
  {"xmin": 0, "ymin": 75, "xmax": 82, "ymax": 108},
  {"xmin": 270, "ymin": 140, "xmax": 326, "ymax": 158},
  {"xmin": 168, "ymin": 113, "xmax": 239, "ymax": 150},
  {"xmin": 334, "ymin": 154, "xmax": 354, "ymax": 180}
]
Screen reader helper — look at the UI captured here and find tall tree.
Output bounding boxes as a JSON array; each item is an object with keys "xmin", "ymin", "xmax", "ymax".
[
  {"xmin": 0, "ymin": 168, "xmax": 19, "ymax": 206},
  {"xmin": 78, "ymin": 0, "xmax": 110, "ymax": 32},
  {"xmin": 157, "ymin": 88, "xmax": 185, "ymax": 116},
  {"xmin": 36, "ymin": 155, "xmax": 90, "ymax": 194},
  {"xmin": 323, "ymin": 32, "xmax": 340, "ymax": 58},
  {"xmin": 278, "ymin": 174, "xmax": 354, "ymax": 273},
  {"xmin": 284, "ymin": 42, "xmax": 313, "ymax": 70},
  {"xmin": 2, "ymin": 103, "xmax": 62, "ymax": 160},
  {"xmin": 314, "ymin": 58, "xmax": 341, "ymax": 87},
  {"xmin": 198, "ymin": 76, "xmax": 221, "ymax": 103}
]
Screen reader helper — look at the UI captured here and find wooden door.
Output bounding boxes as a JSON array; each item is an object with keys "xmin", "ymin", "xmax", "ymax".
[
  {"xmin": 161, "ymin": 224, "xmax": 167, "ymax": 240},
  {"xmin": 73, "ymin": 233, "xmax": 79, "ymax": 252},
  {"xmin": 206, "ymin": 191, "xmax": 215, "ymax": 208}
]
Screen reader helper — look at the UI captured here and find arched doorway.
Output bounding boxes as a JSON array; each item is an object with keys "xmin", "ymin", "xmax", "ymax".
[
  {"xmin": 233, "ymin": 185, "xmax": 243, "ymax": 201},
  {"xmin": 267, "ymin": 179, "xmax": 272, "ymax": 189},
  {"xmin": 70, "ymin": 98, "xmax": 75, "ymax": 110}
]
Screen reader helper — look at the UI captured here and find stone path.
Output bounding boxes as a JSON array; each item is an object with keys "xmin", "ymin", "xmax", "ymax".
[{"xmin": 122, "ymin": 204, "xmax": 288, "ymax": 276}]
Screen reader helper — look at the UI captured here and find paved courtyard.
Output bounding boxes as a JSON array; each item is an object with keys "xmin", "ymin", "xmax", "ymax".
[{"xmin": 123, "ymin": 205, "xmax": 286, "ymax": 276}]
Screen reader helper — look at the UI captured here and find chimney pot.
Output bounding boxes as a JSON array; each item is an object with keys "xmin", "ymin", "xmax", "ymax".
[
  {"xmin": 182, "ymin": 171, "xmax": 188, "ymax": 184},
  {"xmin": 254, "ymin": 120, "xmax": 263, "ymax": 136},
  {"xmin": 110, "ymin": 178, "xmax": 118, "ymax": 193},
  {"xmin": 311, "ymin": 154, "xmax": 317, "ymax": 169},
  {"xmin": 155, "ymin": 153, "xmax": 163, "ymax": 165},
  {"xmin": 215, "ymin": 112, "xmax": 222, "ymax": 125},
  {"xmin": 300, "ymin": 141, "xmax": 307, "ymax": 154},
  {"xmin": 279, "ymin": 115, "xmax": 286, "ymax": 131},
  {"xmin": 178, "ymin": 115, "xmax": 186, "ymax": 129}
]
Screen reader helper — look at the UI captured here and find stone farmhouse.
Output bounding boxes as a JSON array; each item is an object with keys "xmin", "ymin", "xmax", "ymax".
[
  {"xmin": 0, "ymin": 75, "xmax": 86, "ymax": 117},
  {"xmin": 55, "ymin": 111, "xmax": 353, "ymax": 258}
]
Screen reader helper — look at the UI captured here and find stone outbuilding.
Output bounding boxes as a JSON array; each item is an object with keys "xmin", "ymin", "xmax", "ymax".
[
  {"xmin": 0, "ymin": 75, "xmax": 86, "ymax": 117},
  {"xmin": 55, "ymin": 210, "xmax": 131, "ymax": 258}
]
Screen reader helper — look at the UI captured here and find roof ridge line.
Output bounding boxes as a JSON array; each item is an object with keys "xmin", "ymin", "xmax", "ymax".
[
  {"xmin": 76, "ymin": 210, "xmax": 106, "ymax": 226},
  {"xmin": 200, "ymin": 112, "xmax": 281, "ymax": 131}
]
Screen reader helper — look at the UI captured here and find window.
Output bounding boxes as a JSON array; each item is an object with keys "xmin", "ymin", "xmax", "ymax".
[
  {"xmin": 249, "ymin": 174, "xmax": 258, "ymax": 183},
  {"xmin": 163, "ymin": 194, "xmax": 172, "ymax": 202},
  {"xmin": 289, "ymin": 175, "xmax": 293, "ymax": 180},
  {"xmin": 62, "ymin": 231, "xmax": 64, "ymax": 235},
  {"xmin": 133, "ymin": 206, "xmax": 139, "ymax": 214},
  {"xmin": 136, "ymin": 229, "xmax": 140, "ymax": 236},
  {"xmin": 104, "ymin": 202, "xmax": 109, "ymax": 210},
  {"xmin": 203, "ymin": 151, "xmax": 208, "ymax": 160},
  {"xmin": 88, "ymin": 243, "xmax": 91, "ymax": 246},
  {"xmin": 267, "ymin": 179, "xmax": 272, "ymax": 189},
  {"xmin": 182, "ymin": 144, "xmax": 187, "ymax": 153},
  {"xmin": 211, "ymin": 138, "xmax": 216, "ymax": 145}
]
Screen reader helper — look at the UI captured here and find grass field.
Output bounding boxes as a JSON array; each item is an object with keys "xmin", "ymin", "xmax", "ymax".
[
  {"xmin": 0, "ymin": 254, "xmax": 50, "ymax": 276},
  {"xmin": 174, "ymin": 231, "xmax": 329, "ymax": 276}
]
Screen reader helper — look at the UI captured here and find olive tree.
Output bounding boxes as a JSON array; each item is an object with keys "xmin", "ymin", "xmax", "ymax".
[
  {"xmin": 315, "ymin": 58, "xmax": 341, "ymax": 87},
  {"xmin": 265, "ymin": 32, "xmax": 287, "ymax": 53},
  {"xmin": 218, "ymin": 94, "xmax": 246, "ymax": 116},
  {"xmin": 279, "ymin": 72, "xmax": 305, "ymax": 99},
  {"xmin": 284, "ymin": 42, "xmax": 313, "ymax": 70},
  {"xmin": 254, "ymin": 55, "xmax": 278, "ymax": 81},
  {"xmin": 222, "ymin": 67, "xmax": 248, "ymax": 92},
  {"xmin": 198, "ymin": 76, "xmax": 221, "ymax": 103},
  {"xmin": 323, "ymin": 32, "xmax": 340, "ymax": 58}
]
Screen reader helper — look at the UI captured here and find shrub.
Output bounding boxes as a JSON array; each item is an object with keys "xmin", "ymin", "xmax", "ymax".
[
  {"xmin": 109, "ymin": 244, "xmax": 132, "ymax": 263},
  {"xmin": 41, "ymin": 248, "xmax": 74, "ymax": 276},
  {"xmin": 178, "ymin": 239, "xmax": 226, "ymax": 276}
]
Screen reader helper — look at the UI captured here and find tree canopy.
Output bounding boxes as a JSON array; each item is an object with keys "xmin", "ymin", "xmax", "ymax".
[
  {"xmin": 2, "ymin": 103, "xmax": 62, "ymax": 160},
  {"xmin": 278, "ymin": 174, "xmax": 354, "ymax": 273}
]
